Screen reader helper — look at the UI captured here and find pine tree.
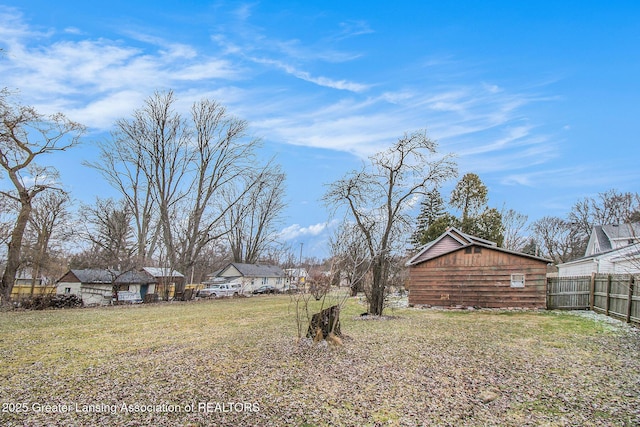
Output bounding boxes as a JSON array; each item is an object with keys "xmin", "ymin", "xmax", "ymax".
[{"xmin": 411, "ymin": 189, "xmax": 449, "ymax": 247}]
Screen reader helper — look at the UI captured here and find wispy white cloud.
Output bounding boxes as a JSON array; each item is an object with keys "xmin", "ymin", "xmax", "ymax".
[
  {"xmin": 248, "ymin": 56, "xmax": 370, "ymax": 92},
  {"xmin": 279, "ymin": 220, "xmax": 339, "ymax": 241},
  {"xmin": 0, "ymin": 11, "xmax": 239, "ymax": 127},
  {"xmin": 0, "ymin": 6, "xmax": 560, "ymax": 181}
]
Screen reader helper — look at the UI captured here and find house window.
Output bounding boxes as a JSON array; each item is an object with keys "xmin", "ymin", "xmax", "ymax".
[
  {"xmin": 474, "ymin": 247, "xmax": 481, "ymax": 253},
  {"xmin": 262, "ymin": 277, "xmax": 268, "ymax": 285},
  {"xmin": 65, "ymin": 287, "xmax": 71, "ymax": 294},
  {"xmin": 510, "ymin": 274, "xmax": 525, "ymax": 288},
  {"xmin": 465, "ymin": 247, "xmax": 473, "ymax": 254}
]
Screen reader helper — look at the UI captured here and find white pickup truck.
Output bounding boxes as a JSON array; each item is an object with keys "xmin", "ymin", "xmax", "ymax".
[{"xmin": 196, "ymin": 283, "xmax": 241, "ymax": 298}]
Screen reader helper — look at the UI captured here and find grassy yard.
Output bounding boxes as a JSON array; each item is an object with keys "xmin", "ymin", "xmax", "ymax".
[{"xmin": 0, "ymin": 295, "xmax": 639, "ymax": 426}]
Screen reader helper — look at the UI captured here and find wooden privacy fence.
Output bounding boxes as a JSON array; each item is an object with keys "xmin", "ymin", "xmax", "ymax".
[{"xmin": 547, "ymin": 274, "xmax": 639, "ymax": 325}]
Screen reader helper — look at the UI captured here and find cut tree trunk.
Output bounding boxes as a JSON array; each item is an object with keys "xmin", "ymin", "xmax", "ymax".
[{"xmin": 307, "ymin": 305, "xmax": 341, "ymax": 339}]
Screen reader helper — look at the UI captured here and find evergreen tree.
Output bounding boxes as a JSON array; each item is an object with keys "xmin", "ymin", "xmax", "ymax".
[{"xmin": 411, "ymin": 189, "xmax": 446, "ymax": 247}]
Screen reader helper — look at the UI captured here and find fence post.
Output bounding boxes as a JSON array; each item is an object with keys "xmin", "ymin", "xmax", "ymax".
[
  {"xmin": 589, "ymin": 272, "xmax": 596, "ymax": 311},
  {"xmin": 606, "ymin": 275, "xmax": 612, "ymax": 316},
  {"xmin": 627, "ymin": 276, "xmax": 634, "ymax": 324}
]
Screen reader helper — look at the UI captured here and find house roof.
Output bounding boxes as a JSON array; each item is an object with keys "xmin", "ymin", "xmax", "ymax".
[
  {"xmin": 116, "ymin": 270, "xmax": 156, "ymax": 284},
  {"xmin": 588, "ymin": 222, "xmax": 640, "ymax": 254},
  {"xmin": 142, "ymin": 267, "xmax": 185, "ymax": 278},
  {"xmin": 68, "ymin": 269, "xmax": 117, "ymax": 284},
  {"xmin": 406, "ymin": 226, "xmax": 551, "ymax": 266},
  {"xmin": 60, "ymin": 269, "xmax": 160, "ymax": 284},
  {"xmin": 219, "ymin": 263, "xmax": 285, "ymax": 278},
  {"xmin": 559, "ymin": 242, "xmax": 640, "ymax": 267},
  {"xmin": 602, "ymin": 223, "xmax": 640, "ymax": 241}
]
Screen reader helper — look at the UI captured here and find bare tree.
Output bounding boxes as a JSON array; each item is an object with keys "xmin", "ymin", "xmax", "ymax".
[
  {"xmin": 569, "ymin": 189, "xmax": 640, "ymax": 236},
  {"xmin": 0, "ymin": 193, "xmax": 17, "ymax": 249},
  {"xmin": 224, "ymin": 164, "xmax": 287, "ymax": 263},
  {"xmin": 324, "ymin": 130, "xmax": 457, "ymax": 315},
  {"xmin": 329, "ymin": 221, "xmax": 371, "ymax": 296},
  {"xmin": 89, "ymin": 91, "xmax": 269, "ymax": 292},
  {"xmin": 86, "ymin": 130, "xmax": 158, "ymax": 266},
  {"xmin": 23, "ymin": 190, "xmax": 72, "ymax": 294},
  {"xmin": 0, "ymin": 93, "xmax": 84, "ymax": 302},
  {"xmin": 530, "ymin": 216, "xmax": 584, "ymax": 263},
  {"xmin": 501, "ymin": 208, "xmax": 529, "ymax": 251},
  {"xmin": 79, "ymin": 198, "xmax": 136, "ymax": 270}
]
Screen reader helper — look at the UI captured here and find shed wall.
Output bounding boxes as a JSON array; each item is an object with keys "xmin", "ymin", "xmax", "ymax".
[{"xmin": 408, "ymin": 248, "xmax": 548, "ymax": 308}]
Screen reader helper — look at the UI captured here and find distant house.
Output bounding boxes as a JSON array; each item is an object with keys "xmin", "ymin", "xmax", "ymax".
[
  {"xmin": 285, "ymin": 268, "xmax": 308, "ymax": 286},
  {"xmin": 56, "ymin": 269, "xmax": 157, "ymax": 306},
  {"xmin": 557, "ymin": 223, "xmax": 640, "ymax": 276},
  {"xmin": 405, "ymin": 227, "xmax": 551, "ymax": 309},
  {"xmin": 215, "ymin": 263, "xmax": 288, "ymax": 293}
]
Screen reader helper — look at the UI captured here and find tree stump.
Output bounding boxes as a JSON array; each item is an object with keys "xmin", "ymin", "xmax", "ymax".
[{"xmin": 307, "ymin": 305, "xmax": 341, "ymax": 339}]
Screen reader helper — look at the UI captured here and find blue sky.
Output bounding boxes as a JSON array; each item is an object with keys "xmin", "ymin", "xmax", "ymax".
[{"xmin": 1, "ymin": 1, "xmax": 639, "ymax": 259}]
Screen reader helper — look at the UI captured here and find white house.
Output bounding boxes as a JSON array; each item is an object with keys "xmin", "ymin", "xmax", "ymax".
[
  {"xmin": 284, "ymin": 268, "xmax": 308, "ymax": 286},
  {"xmin": 558, "ymin": 223, "xmax": 640, "ymax": 276},
  {"xmin": 215, "ymin": 263, "xmax": 288, "ymax": 293}
]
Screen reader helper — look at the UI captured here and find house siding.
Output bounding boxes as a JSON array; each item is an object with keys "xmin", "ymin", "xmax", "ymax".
[{"xmin": 408, "ymin": 247, "xmax": 548, "ymax": 308}]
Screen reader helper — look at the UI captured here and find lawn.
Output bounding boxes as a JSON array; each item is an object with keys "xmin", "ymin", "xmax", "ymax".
[{"xmin": 1, "ymin": 295, "xmax": 639, "ymax": 426}]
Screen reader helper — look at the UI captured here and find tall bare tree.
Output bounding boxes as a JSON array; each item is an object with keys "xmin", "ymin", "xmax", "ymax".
[
  {"xmin": 86, "ymin": 130, "xmax": 158, "ymax": 266},
  {"xmin": 224, "ymin": 164, "xmax": 287, "ymax": 263},
  {"xmin": 79, "ymin": 198, "xmax": 136, "ymax": 270},
  {"xmin": 324, "ymin": 130, "xmax": 457, "ymax": 315},
  {"xmin": 569, "ymin": 189, "xmax": 640, "ymax": 236},
  {"xmin": 23, "ymin": 190, "xmax": 71, "ymax": 294},
  {"xmin": 0, "ymin": 93, "xmax": 84, "ymax": 302},
  {"xmin": 329, "ymin": 221, "xmax": 371, "ymax": 296},
  {"xmin": 501, "ymin": 208, "xmax": 529, "ymax": 251},
  {"xmin": 89, "ymin": 91, "xmax": 268, "ymax": 291},
  {"xmin": 530, "ymin": 216, "xmax": 584, "ymax": 263}
]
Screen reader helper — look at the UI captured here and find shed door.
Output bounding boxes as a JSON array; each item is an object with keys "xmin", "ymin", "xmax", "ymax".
[{"xmin": 140, "ymin": 285, "xmax": 149, "ymax": 300}]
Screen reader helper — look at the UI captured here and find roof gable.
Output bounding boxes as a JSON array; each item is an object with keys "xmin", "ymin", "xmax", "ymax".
[
  {"xmin": 407, "ymin": 227, "xmax": 550, "ymax": 266},
  {"xmin": 218, "ymin": 263, "xmax": 285, "ymax": 278},
  {"xmin": 406, "ymin": 226, "xmax": 497, "ymax": 265},
  {"xmin": 585, "ymin": 222, "xmax": 640, "ymax": 256}
]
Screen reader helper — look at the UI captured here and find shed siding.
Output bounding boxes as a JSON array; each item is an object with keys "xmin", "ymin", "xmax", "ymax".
[
  {"xmin": 413, "ymin": 235, "xmax": 464, "ymax": 264},
  {"xmin": 408, "ymin": 247, "xmax": 547, "ymax": 308}
]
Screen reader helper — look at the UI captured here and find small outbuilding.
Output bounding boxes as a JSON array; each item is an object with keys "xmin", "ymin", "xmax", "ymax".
[
  {"xmin": 406, "ymin": 227, "xmax": 551, "ymax": 309},
  {"xmin": 56, "ymin": 269, "xmax": 157, "ymax": 306}
]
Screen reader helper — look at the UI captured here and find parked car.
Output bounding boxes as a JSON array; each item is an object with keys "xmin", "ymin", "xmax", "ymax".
[
  {"xmin": 285, "ymin": 284, "xmax": 299, "ymax": 294},
  {"xmin": 252, "ymin": 285, "xmax": 277, "ymax": 295},
  {"xmin": 197, "ymin": 283, "xmax": 240, "ymax": 298}
]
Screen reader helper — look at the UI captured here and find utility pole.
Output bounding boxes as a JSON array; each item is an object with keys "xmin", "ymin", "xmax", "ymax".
[
  {"xmin": 299, "ymin": 242, "xmax": 303, "ymax": 267},
  {"xmin": 299, "ymin": 242, "xmax": 304, "ymax": 288}
]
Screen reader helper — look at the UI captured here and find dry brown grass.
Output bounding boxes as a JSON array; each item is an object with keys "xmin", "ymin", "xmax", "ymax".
[{"xmin": 1, "ymin": 296, "xmax": 639, "ymax": 426}]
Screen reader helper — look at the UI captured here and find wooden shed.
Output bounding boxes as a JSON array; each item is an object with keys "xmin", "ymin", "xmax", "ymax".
[{"xmin": 406, "ymin": 227, "xmax": 551, "ymax": 309}]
